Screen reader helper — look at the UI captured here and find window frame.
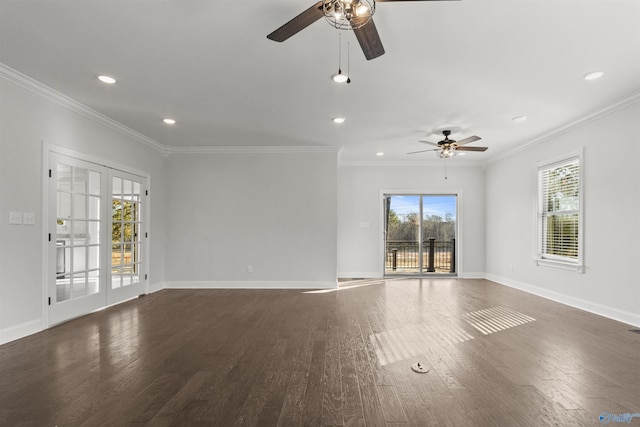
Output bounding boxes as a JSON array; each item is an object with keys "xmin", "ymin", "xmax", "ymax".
[{"xmin": 535, "ymin": 148, "xmax": 584, "ymax": 272}]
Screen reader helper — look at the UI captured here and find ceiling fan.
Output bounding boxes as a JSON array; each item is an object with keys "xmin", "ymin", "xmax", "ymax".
[
  {"xmin": 408, "ymin": 130, "xmax": 487, "ymax": 158},
  {"xmin": 267, "ymin": 0, "xmax": 460, "ymax": 61}
]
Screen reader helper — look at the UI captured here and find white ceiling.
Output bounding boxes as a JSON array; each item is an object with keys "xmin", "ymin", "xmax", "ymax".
[{"xmin": 1, "ymin": 0, "xmax": 639, "ymax": 163}]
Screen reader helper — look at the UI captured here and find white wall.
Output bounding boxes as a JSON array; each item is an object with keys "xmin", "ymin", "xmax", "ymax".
[
  {"xmin": 164, "ymin": 150, "xmax": 338, "ymax": 288},
  {"xmin": 0, "ymin": 68, "xmax": 167, "ymax": 343},
  {"xmin": 337, "ymin": 163, "xmax": 486, "ymax": 278},
  {"xmin": 485, "ymin": 100, "xmax": 640, "ymax": 326}
]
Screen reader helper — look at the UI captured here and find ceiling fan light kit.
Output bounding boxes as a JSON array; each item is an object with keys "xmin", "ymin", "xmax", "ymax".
[
  {"xmin": 439, "ymin": 147, "xmax": 455, "ymax": 158},
  {"xmin": 323, "ymin": 0, "xmax": 375, "ymax": 30}
]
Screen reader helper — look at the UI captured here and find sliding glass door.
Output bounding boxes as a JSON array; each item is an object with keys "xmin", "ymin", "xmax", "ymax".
[{"xmin": 384, "ymin": 194, "xmax": 457, "ymax": 276}]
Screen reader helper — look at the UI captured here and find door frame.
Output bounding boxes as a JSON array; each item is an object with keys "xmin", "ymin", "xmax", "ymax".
[
  {"xmin": 42, "ymin": 142, "xmax": 151, "ymax": 327},
  {"xmin": 379, "ymin": 189, "xmax": 464, "ymax": 277}
]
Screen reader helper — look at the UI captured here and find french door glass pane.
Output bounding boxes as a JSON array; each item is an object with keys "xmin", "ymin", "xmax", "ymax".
[
  {"xmin": 57, "ymin": 164, "xmax": 71, "ymax": 189},
  {"xmin": 89, "ymin": 171, "xmax": 101, "ymax": 195},
  {"xmin": 73, "ymin": 167, "xmax": 88, "ymax": 193},
  {"xmin": 88, "ymin": 246, "xmax": 99, "ymax": 269},
  {"xmin": 88, "ymin": 196, "xmax": 100, "ymax": 220},
  {"xmin": 113, "ymin": 177, "xmax": 122, "ymax": 195},
  {"xmin": 57, "ymin": 192, "xmax": 71, "ymax": 218},
  {"xmin": 57, "ymin": 277, "xmax": 71, "ymax": 302}
]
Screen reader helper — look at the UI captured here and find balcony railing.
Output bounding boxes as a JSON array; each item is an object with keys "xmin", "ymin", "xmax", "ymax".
[{"xmin": 385, "ymin": 238, "xmax": 456, "ymax": 274}]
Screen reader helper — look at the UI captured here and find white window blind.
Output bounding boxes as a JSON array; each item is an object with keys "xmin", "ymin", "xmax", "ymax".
[{"xmin": 537, "ymin": 153, "xmax": 582, "ymax": 267}]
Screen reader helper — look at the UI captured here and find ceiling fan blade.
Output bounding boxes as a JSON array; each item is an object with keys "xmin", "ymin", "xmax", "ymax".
[
  {"xmin": 351, "ymin": 17, "xmax": 385, "ymax": 60},
  {"xmin": 376, "ymin": 0, "xmax": 460, "ymax": 2},
  {"xmin": 456, "ymin": 146, "xmax": 488, "ymax": 152},
  {"xmin": 418, "ymin": 140, "xmax": 440, "ymax": 147},
  {"xmin": 408, "ymin": 148, "xmax": 438, "ymax": 154},
  {"xmin": 455, "ymin": 135, "xmax": 481, "ymax": 146},
  {"xmin": 267, "ymin": 1, "xmax": 324, "ymax": 42}
]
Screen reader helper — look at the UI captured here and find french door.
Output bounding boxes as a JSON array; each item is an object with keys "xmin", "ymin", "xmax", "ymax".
[
  {"xmin": 108, "ymin": 170, "xmax": 146, "ymax": 305},
  {"xmin": 48, "ymin": 152, "xmax": 146, "ymax": 325},
  {"xmin": 383, "ymin": 194, "xmax": 457, "ymax": 276}
]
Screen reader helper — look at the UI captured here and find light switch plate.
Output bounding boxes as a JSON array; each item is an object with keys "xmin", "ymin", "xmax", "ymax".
[
  {"xmin": 9, "ymin": 211, "xmax": 22, "ymax": 225},
  {"xmin": 23, "ymin": 212, "xmax": 36, "ymax": 225}
]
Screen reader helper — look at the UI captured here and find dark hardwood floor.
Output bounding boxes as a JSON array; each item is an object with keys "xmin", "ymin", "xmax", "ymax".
[{"xmin": 1, "ymin": 278, "xmax": 639, "ymax": 426}]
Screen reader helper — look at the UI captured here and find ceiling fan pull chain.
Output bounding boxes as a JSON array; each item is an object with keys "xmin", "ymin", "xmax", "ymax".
[
  {"xmin": 338, "ymin": 31, "xmax": 342, "ymax": 74},
  {"xmin": 347, "ymin": 40, "xmax": 351, "ymax": 83}
]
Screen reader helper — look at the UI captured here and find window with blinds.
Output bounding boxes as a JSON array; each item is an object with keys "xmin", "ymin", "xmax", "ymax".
[{"xmin": 537, "ymin": 152, "xmax": 583, "ymax": 268}]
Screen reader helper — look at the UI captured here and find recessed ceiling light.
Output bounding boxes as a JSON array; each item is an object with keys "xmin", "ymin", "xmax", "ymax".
[
  {"xmin": 332, "ymin": 117, "xmax": 345, "ymax": 124},
  {"xmin": 376, "ymin": 152, "xmax": 384, "ymax": 156},
  {"xmin": 583, "ymin": 71, "xmax": 604, "ymax": 81},
  {"xmin": 512, "ymin": 115, "xmax": 527, "ymax": 123},
  {"xmin": 98, "ymin": 75, "xmax": 116, "ymax": 84},
  {"xmin": 163, "ymin": 118, "xmax": 176, "ymax": 125}
]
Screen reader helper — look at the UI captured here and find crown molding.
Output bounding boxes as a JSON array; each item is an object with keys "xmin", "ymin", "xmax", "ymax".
[
  {"xmin": 339, "ymin": 160, "xmax": 482, "ymax": 168},
  {"xmin": 166, "ymin": 145, "xmax": 340, "ymax": 155},
  {"xmin": 0, "ymin": 63, "xmax": 167, "ymax": 153},
  {"xmin": 486, "ymin": 91, "xmax": 640, "ymax": 165}
]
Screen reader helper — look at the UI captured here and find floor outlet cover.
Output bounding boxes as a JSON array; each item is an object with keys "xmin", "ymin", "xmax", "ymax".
[{"xmin": 411, "ymin": 362, "xmax": 430, "ymax": 374}]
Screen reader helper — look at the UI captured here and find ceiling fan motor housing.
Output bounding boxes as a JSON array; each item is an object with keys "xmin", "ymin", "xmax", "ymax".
[{"xmin": 439, "ymin": 130, "xmax": 453, "ymax": 145}]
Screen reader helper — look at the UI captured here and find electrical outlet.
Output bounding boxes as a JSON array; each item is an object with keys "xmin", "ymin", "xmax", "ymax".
[
  {"xmin": 23, "ymin": 212, "xmax": 36, "ymax": 225},
  {"xmin": 9, "ymin": 211, "xmax": 22, "ymax": 225}
]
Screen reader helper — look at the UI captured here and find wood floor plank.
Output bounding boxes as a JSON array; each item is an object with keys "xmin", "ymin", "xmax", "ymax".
[
  {"xmin": 300, "ymin": 337, "xmax": 327, "ymax": 426},
  {"xmin": 276, "ymin": 333, "xmax": 315, "ymax": 426},
  {"xmin": 1, "ymin": 280, "xmax": 639, "ymax": 426},
  {"xmin": 352, "ymin": 322, "xmax": 387, "ymax": 426},
  {"xmin": 338, "ymin": 316, "xmax": 367, "ymax": 427},
  {"xmin": 147, "ymin": 370, "xmax": 214, "ymax": 426},
  {"xmin": 321, "ymin": 309, "xmax": 344, "ymax": 426}
]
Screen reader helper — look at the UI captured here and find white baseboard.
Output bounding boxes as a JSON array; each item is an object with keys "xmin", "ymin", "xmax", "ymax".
[
  {"xmin": 338, "ymin": 272, "xmax": 486, "ymax": 279},
  {"xmin": 337, "ymin": 272, "xmax": 381, "ymax": 279},
  {"xmin": 459, "ymin": 272, "xmax": 486, "ymax": 279},
  {"xmin": 164, "ymin": 280, "xmax": 337, "ymax": 290},
  {"xmin": 148, "ymin": 281, "xmax": 165, "ymax": 294},
  {"xmin": 486, "ymin": 274, "xmax": 640, "ymax": 327},
  {"xmin": 0, "ymin": 318, "xmax": 43, "ymax": 346}
]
